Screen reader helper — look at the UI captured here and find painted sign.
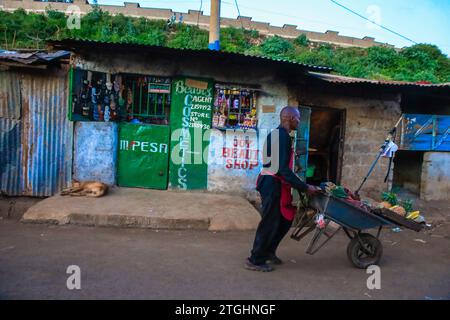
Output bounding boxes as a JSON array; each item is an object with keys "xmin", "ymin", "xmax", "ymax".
[
  {"xmin": 222, "ymin": 131, "xmax": 259, "ymax": 170},
  {"xmin": 148, "ymin": 76, "xmax": 171, "ymax": 94},
  {"xmin": 117, "ymin": 123, "xmax": 170, "ymax": 189},
  {"xmin": 169, "ymin": 77, "xmax": 214, "ymax": 190}
]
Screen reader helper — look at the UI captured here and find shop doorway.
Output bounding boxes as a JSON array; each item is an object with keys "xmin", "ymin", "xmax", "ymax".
[
  {"xmin": 307, "ymin": 107, "xmax": 345, "ymax": 185},
  {"xmin": 118, "ymin": 123, "xmax": 170, "ymax": 189},
  {"xmin": 392, "ymin": 150, "xmax": 424, "ymax": 196}
]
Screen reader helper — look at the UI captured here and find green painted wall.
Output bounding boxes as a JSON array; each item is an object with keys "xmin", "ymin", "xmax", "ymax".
[{"xmin": 169, "ymin": 77, "xmax": 214, "ymax": 190}]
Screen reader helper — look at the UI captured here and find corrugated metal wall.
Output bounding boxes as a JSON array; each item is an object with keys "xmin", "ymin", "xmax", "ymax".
[
  {"xmin": 0, "ymin": 118, "xmax": 23, "ymax": 195},
  {"xmin": 21, "ymin": 72, "xmax": 73, "ymax": 196},
  {"xmin": 0, "ymin": 71, "xmax": 21, "ymax": 119},
  {"xmin": 0, "ymin": 71, "xmax": 23, "ymax": 195},
  {"xmin": 0, "ymin": 69, "xmax": 73, "ymax": 196}
]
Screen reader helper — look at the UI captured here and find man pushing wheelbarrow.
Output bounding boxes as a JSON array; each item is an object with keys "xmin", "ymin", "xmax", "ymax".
[{"xmin": 245, "ymin": 107, "xmax": 423, "ymax": 272}]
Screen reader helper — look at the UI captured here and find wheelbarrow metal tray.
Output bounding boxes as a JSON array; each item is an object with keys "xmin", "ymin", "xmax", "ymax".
[
  {"xmin": 309, "ymin": 193, "xmax": 394, "ymax": 230},
  {"xmin": 372, "ymin": 208, "xmax": 423, "ymax": 232}
]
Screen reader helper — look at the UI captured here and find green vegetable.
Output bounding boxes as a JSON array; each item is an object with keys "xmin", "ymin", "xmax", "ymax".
[
  {"xmin": 382, "ymin": 192, "xmax": 398, "ymax": 206},
  {"xmin": 401, "ymin": 199, "xmax": 414, "ymax": 213}
]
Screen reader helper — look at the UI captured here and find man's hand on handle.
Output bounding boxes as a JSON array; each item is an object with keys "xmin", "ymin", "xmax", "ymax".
[{"xmin": 306, "ymin": 185, "xmax": 321, "ymax": 196}]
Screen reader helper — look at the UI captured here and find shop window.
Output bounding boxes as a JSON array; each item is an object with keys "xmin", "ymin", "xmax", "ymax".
[
  {"xmin": 121, "ymin": 74, "xmax": 171, "ymax": 125},
  {"xmin": 71, "ymin": 69, "xmax": 118, "ymax": 122},
  {"xmin": 212, "ymin": 84, "xmax": 257, "ymax": 130},
  {"xmin": 70, "ymin": 68, "xmax": 171, "ymax": 125}
]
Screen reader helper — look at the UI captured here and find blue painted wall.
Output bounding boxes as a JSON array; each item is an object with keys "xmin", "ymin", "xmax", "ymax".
[{"xmin": 73, "ymin": 122, "xmax": 118, "ymax": 185}]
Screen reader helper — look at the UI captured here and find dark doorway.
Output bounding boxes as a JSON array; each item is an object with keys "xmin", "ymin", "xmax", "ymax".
[
  {"xmin": 307, "ymin": 107, "xmax": 345, "ymax": 185},
  {"xmin": 393, "ymin": 150, "xmax": 424, "ymax": 196}
]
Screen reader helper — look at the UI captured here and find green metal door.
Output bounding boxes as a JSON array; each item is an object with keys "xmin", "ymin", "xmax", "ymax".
[{"xmin": 118, "ymin": 123, "xmax": 170, "ymax": 189}]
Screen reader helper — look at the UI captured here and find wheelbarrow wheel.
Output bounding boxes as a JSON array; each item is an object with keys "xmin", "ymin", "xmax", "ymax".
[{"xmin": 346, "ymin": 233, "xmax": 383, "ymax": 269}]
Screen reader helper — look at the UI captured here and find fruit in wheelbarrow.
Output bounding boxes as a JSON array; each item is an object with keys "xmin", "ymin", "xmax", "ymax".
[
  {"xmin": 390, "ymin": 205, "xmax": 406, "ymax": 217},
  {"xmin": 379, "ymin": 201, "xmax": 392, "ymax": 209},
  {"xmin": 406, "ymin": 211, "xmax": 420, "ymax": 220}
]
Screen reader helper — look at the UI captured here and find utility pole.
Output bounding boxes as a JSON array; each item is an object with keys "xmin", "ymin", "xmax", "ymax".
[{"xmin": 208, "ymin": 0, "xmax": 221, "ymax": 50}]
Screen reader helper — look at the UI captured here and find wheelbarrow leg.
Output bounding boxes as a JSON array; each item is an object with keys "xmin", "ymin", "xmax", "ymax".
[
  {"xmin": 291, "ymin": 210, "xmax": 317, "ymax": 241},
  {"xmin": 306, "ymin": 220, "xmax": 342, "ymax": 255},
  {"xmin": 376, "ymin": 226, "xmax": 383, "ymax": 239},
  {"xmin": 342, "ymin": 227, "xmax": 356, "ymax": 240}
]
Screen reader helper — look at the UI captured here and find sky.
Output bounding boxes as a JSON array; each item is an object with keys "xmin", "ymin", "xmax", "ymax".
[{"xmin": 96, "ymin": 0, "xmax": 450, "ymax": 55}]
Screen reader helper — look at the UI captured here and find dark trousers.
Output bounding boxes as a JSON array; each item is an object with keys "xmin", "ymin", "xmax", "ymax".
[{"xmin": 250, "ymin": 176, "xmax": 293, "ymax": 265}]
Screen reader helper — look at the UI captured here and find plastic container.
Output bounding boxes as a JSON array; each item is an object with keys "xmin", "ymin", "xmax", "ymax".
[{"xmin": 306, "ymin": 165, "xmax": 316, "ymax": 178}]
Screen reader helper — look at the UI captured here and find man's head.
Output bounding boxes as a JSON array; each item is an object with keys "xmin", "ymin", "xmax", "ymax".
[{"xmin": 280, "ymin": 106, "xmax": 301, "ymax": 131}]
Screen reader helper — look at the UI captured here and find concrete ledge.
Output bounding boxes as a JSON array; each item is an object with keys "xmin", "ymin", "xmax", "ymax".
[
  {"xmin": 68, "ymin": 213, "xmax": 210, "ymax": 230},
  {"xmin": 22, "ymin": 187, "xmax": 260, "ymax": 231}
]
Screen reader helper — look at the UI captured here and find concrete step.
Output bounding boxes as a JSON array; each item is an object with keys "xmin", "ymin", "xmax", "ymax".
[{"xmin": 21, "ymin": 187, "xmax": 260, "ymax": 231}]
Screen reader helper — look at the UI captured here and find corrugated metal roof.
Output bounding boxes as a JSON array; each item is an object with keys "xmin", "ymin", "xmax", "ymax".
[
  {"xmin": 0, "ymin": 50, "xmax": 70, "ymax": 65},
  {"xmin": 308, "ymin": 71, "xmax": 450, "ymax": 88},
  {"xmin": 48, "ymin": 38, "xmax": 333, "ymax": 73}
]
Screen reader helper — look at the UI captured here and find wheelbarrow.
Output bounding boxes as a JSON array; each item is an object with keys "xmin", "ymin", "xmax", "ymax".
[{"xmin": 291, "ymin": 192, "xmax": 423, "ymax": 269}]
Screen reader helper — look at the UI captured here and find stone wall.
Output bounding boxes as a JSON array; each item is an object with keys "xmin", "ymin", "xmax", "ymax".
[
  {"xmin": 421, "ymin": 152, "xmax": 450, "ymax": 201},
  {"xmin": 0, "ymin": 0, "xmax": 395, "ymax": 49},
  {"xmin": 295, "ymin": 89, "xmax": 402, "ymax": 198}
]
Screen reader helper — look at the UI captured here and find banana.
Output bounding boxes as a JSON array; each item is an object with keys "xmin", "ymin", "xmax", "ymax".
[{"xmin": 406, "ymin": 211, "xmax": 420, "ymax": 220}]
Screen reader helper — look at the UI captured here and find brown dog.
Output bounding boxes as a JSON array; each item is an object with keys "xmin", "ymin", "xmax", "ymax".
[{"xmin": 61, "ymin": 180, "xmax": 108, "ymax": 198}]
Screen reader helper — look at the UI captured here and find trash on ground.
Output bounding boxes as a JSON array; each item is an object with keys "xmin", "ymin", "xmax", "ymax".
[{"xmin": 315, "ymin": 214, "xmax": 326, "ymax": 229}]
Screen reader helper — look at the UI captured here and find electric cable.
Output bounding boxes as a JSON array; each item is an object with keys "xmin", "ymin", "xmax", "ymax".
[
  {"xmin": 234, "ymin": 0, "xmax": 244, "ymax": 29},
  {"xmin": 197, "ymin": 0, "xmax": 203, "ymax": 26},
  {"xmin": 330, "ymin": 0, "xmax": 418, "ymax": 44}
]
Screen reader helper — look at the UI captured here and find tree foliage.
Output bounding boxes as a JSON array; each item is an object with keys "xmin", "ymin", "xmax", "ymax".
[{"xmin": 0, "ymin": 9, "xmax": 449, "ymax": 83}]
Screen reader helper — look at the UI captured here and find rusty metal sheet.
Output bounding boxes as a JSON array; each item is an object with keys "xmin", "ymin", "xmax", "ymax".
[
  {"xmin": 0, "ymin": 50, "xmax": 70, "ymax": 65},
  {"xmin": 0, "ymin": 118, "xmax": 23, "ymax": 195},
  {"xmin": 308, "ymin": 71, "xmax": 450, "ymax": 88},
  {"xmin": 0, "ymin": 71, "xmax": 21, "ymax": 119},
  {"xmin": 21, "ymin": 72, "xmax": 73, "ymax": 196},
  {"xmin": 49, "ymin": 39, "xmax": 333, "ymax": 73}
]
